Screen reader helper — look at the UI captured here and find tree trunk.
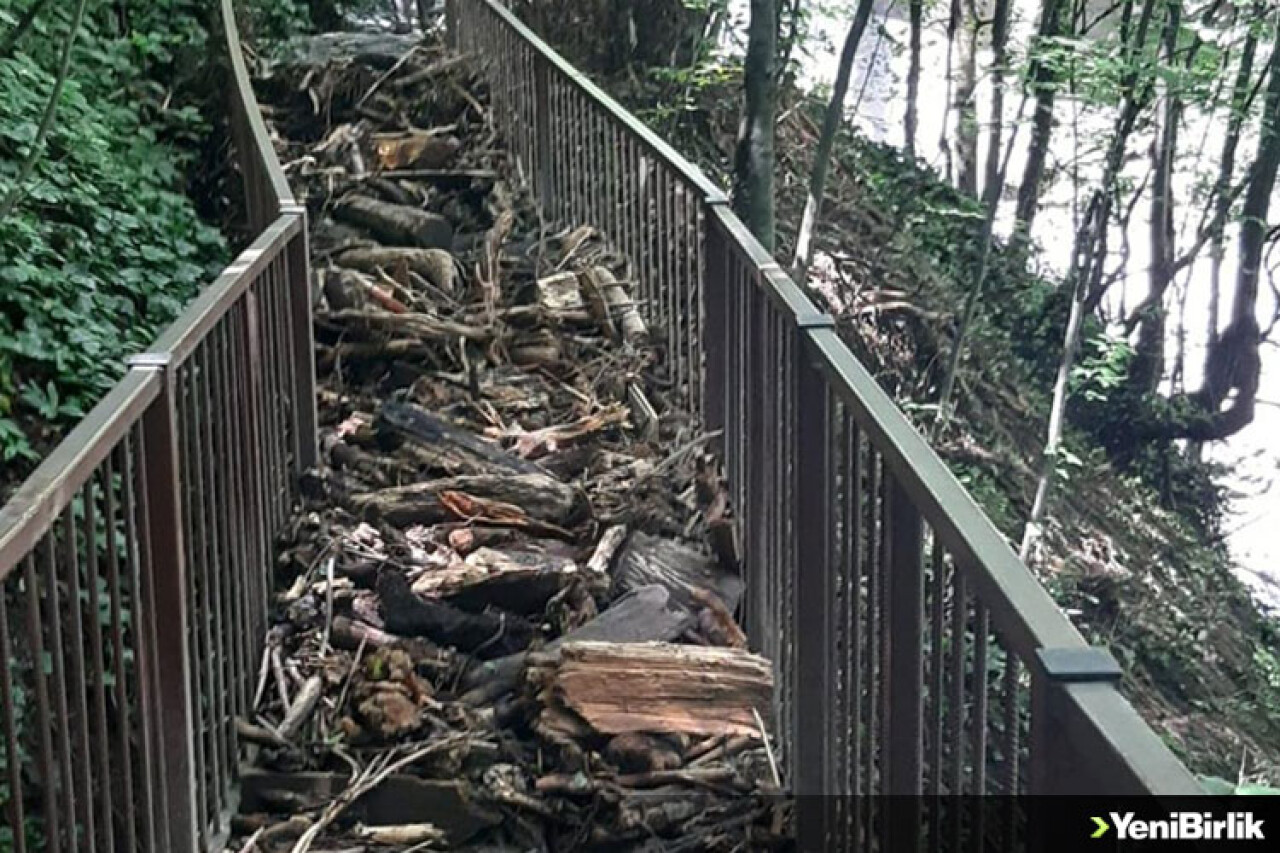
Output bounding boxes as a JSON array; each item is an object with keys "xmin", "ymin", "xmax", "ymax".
[
  {"xmin": 1129, "ymin": 0, "xmax": 1181, "ymax": 396},
  {"xmin": 905, "ymin": 0, "xmax": 923, "ymax": 160},
  {"xmin": 1179, "ymin": 11, "xmax": 1280, "ymax": 441},
  {"xmin": 952, "ymin": 0, "xmax": 980, "ymax": 196},
  {"xmin": 732, "ymin": 0, "xmax": 779, "ymax": 251},
  {"xmin": 1020, "ymin": 0, "xmax": 1159, "ymax": 560},
  {"xmin": 983, "ymin": 0, "xmax": 1013, "ymax": 198},
  {"xmin": 789, "ymin": 0, "xmax": 877, "ymax": 279},
  {"xmin": 1014, "ymin": 0, "xmax": 1066, "ymax": 237}
]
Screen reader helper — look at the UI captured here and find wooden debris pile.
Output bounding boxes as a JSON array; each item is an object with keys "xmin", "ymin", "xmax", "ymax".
[{"xmin": 232, "ymin": 23, "xmax": 792, "ymax": 853}]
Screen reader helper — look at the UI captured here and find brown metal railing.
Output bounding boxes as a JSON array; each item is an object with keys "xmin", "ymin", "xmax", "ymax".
[
  {"xmin": 451, "ymin": 0, "xmax": 1203, "ymax": 847},
  {"xmin": 0, "ymin": 1, "xmax": 315, "ymax": 851}
]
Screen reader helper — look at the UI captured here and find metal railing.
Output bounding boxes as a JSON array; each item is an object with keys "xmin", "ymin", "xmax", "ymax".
[
  {"xmin": 0, "ymin": 2, "xmax": 315, "ymax": 851},
  {"xmin": 451, "ymin": 0, "xmax": 1202, "ymax": 846}
]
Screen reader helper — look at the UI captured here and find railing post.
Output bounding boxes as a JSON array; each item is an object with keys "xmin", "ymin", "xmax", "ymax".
[
  {"xmin": 282, "ymin": 206, "xmax": 319, "ymax": 474},
  {"xmin": 130, "ymin": 355, "xmax": 199, "ymax": 853},
  {"xmin": 533, "ymin": 55, "xmax": 552, "ymax": 216},
  {"xmin": 884, "ymin": 473, "xmax": 924, "ymax": 849},
  {"xmin": 701, "ymin": 205, "xmax": 730, "ymax": 436},
  {"xmin": 793, "ymin": 322, "xmax": 835, "ymax": 850},
  {"xmin": 1029, "ymin": 647, "xmax": 1123, "ymax": 795}
]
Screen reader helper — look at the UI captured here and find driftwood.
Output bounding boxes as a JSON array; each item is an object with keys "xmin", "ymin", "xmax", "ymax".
[
  {"xmin": 529, "ymin": 641, "xmax": 773, "ymax": 738},
  {"xmin": 579, "ymin": 266, "xmax": 647, "ymax": 345},
  {"xmin": 334, "ymin": 195, "xmax": 453, "ymax": 249},
  {"xmin": 350, "ymin": 472, "xmax": 577, "ymax": 527}
]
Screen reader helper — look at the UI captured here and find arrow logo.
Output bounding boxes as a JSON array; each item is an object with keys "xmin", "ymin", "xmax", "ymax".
[{"xmin": 1091, "ymin": 816, "xmax": 1111, "ymax": 838}]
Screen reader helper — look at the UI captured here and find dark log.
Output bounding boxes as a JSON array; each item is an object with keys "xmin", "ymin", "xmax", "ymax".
[
  {"xmin": 413, "ymin": 544, "xmax": 579, "ymax": 615},
  {"xmin": 351, "ymin": 472, "xmax": 578, "ymax": 528},
  {"xmin": 378, "ymin": 400, "xmax": 543, "ymax": 476},
  {"xmin": 612, "ymin": 532, "xmax": 744, "ymax": 613},
  {"xmin": 334, "ymin": 195, "xmax": 453, "ymax": 249},
  {"xmin": 458, "ymin": 584, "xmax": 691, "ymax": 702},
  {"xmin": 376, "ymin": 571, "xmax": 532, "ymax": 658}
]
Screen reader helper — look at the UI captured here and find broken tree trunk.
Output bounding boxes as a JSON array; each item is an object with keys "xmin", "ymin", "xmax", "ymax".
[
  {"xmin": 379, "ymin": 400, "xmax": 544, "ymax": 476},
  {"xmin": 334, "ymin": 195, "xmax": 454, "ymax": 249},
  {"xmin": 529, "ymin": 641, "xmax": 773, "ymax": 738}
]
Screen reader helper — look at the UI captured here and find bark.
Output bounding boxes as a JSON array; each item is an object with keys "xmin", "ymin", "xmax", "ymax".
[
  {"xmin": 790, "ymin": 0, "xmax": 877, "ymax": 280},
  {"xmin": 377, "ymin": 400, "xmax": 544, "ymax": 477},
  {"xmin": 732, "ymin": 0, "xmax": 779, "ymax": 250},
  {"xmin": 905, "ymin": 0, "xmax": 923, "ymax": 160},
  {"xmin": 952, "ymin": 0, "xmax": 980, "ymax": 197},
  {"xmin": 1014, "ymin": 0, "xmax": 1067, "ymax": 237},
  {"xmin": 611, "ymin": 531, "xmax": 745, "ymax": 614},
  {"xmin": 376, "ymin": 571, "xmax": 534, "ymax": 658},
  {"xmin": 350, "ymin": 472, "xmax": 578, "ymax": 527},
  {"xmin": 335, "ymin": 247, "xmax": 458, "ymax": 292}
]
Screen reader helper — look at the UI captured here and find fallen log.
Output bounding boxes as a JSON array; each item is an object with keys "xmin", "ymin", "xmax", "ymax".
[
  {"xmin": 377, "ymin": 570, "xmax": 532, "ymax": 658},
  {"xmin": 317, "ymin": 307, "xmax": 491, "ymax": 342},
  {"xmin": 350, "ymin": 472, "xmax": 578, "ymax": 527},
  {"xmin": 334, "ymin": 195, "xmax": 453, "ymax": 249},
  {"xmin": 579, "ymin": 266, "xmax": 646, "ymax": 345},
  {"xmin": 529, "ymin": 641, "xmax": 773, "ymax": 739}
]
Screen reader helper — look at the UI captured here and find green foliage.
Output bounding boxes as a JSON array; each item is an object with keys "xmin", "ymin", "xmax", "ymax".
[{"xmin": 0, "ymin": 1, "xmax": 227, "ymax": 472}]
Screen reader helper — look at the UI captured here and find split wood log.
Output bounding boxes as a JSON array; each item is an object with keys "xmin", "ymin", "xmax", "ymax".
[
  {"xmin": 278, "ymin": 675, "xmax": 323, "ymax": 741},
  {"xmin": 611, "ymin": 531, "xmax": 744, "ymax": 614},
  {"xmin": 336, "ymin": 247, "xmax": 458, "ymax": 293},
  {"xmin": 536, "ymin": 271, "xmax": 584, "ymax": 311},
  {"xmin": 458, "ymin": 584, "xmax": 691, "ymax": 702},
  {"xmin": 350, "ymin": 472, "xmax": 577, "ymax": 527},
  {"xmin": 529, "ymin": 641, "xmax": 773, "ymax": 738},
  {"xmin": 579, "ymin": 266, "xmax": 647, "ymax": 345},
  {"xmin": 376, "ymin": 571, "xmax": 532, "ymax": 658},
  {"xmin": 379, "ymin": 400, "xmax": 543, "ymax": 476},
  {"xmin": 334, "ymin": 195, "xmax": 453, "ymax": 249},
  {"xmin": 372, "ymin": 131, "xmax": 461, "ymax": 170},
  {"xmin": 412, "ymin": 544, "xmax": 579, "ymax": 615}
]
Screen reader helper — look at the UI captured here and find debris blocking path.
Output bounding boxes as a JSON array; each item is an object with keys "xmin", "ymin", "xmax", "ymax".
[{"xmin": 230, "ymin": 26, "xmax": 792, "ymax": 853}]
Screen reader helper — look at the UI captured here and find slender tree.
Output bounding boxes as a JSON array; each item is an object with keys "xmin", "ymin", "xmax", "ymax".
[
  {"xmin": 905, "ymin": 0, "xmax": 923, "ymax": 160},
  {"xmin": 983, "ymin": 0, "xmax": 1013, "ymax": 198},
  {"xmin": 790, "ymin": 0, "xmax": 877, "ymax": 279},
  {"xmin": 733, "ymin": 0, "xmax": 780, "ymax": 250},
  {"xmin": 1021, "ymin": 0, "xmax": 1160, "ymax": 560},
  {"xmin": 953, "ymin": 0, "xmax": 980, "ymax": 196},
  {"xmin": 1015, "ymin": 0, "xmax": 1067, "ymax": 237}
]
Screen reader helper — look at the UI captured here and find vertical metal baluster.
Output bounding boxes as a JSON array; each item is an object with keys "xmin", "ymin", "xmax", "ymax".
[
  {"xmin": 102, "ymin": 454, "xmax": 140, "ymax": 853},
  {"xmin": 947, "ymin": 568, "xmax": 968, "ymax": 847},
  {"xmin": 123, "ymin": 432, "xmax": 162, "ymax": 853},
  {"xmin": 24, "ymin": 554, "xmax": 59, "ymax": 851},
  {"xmin": 200, "ymin": 338, "xmax": 231, "ymax": 822},
  {"xmin": 81, "ymin": 478, "xmax": 116, "ymax": 853},
  {"xmin": 61, "ymin": 506, "xmax": 98, "ymax": 853},
  {"xmin": 0, "ymin": 586, "xmax": 27, "ymax": 853},
  {"xmin": 972, "ymin": 604, "xmax": 990, "ymax": 847}
]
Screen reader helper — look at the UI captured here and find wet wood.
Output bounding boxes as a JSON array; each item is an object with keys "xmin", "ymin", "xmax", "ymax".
[{"xmin": 334, "ymin": 195, "xmax": 454, "ymax": 249}]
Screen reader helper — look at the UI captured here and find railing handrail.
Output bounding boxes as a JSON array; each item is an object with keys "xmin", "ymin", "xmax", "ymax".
[
  {"xmin": 220, "ymin": 0, "xmax": 295, "ymax": 208},
  {"xmin": 0, "ymin": 370, "xmax": 160, "ymax": 581}
]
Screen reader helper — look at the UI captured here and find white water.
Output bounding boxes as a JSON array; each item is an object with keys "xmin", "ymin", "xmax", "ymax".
[{"xmin": 727, "ymin": 0, "xmax": 1280, "ymax": 609}]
